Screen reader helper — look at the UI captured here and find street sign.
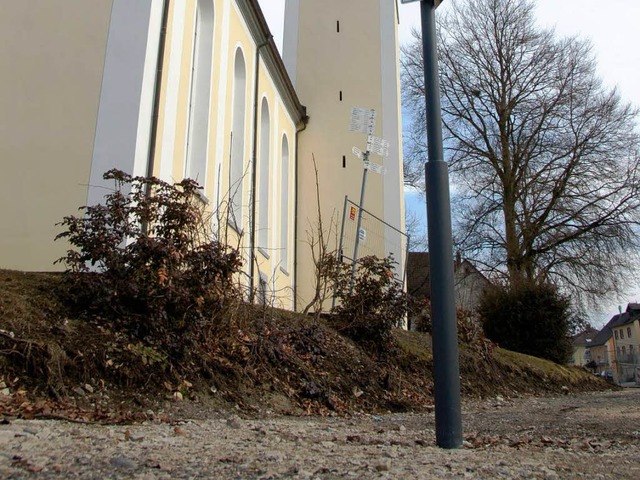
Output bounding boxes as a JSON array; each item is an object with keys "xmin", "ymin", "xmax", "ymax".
[
  {"xmin": 358, "ymin": 228, "xmax": 367, "ymax": 242},
  {"xmin": 349, "ymin": 107, "xmax": 376, "ymax": 134},
  {"xmin": 351, "ymin": 146, "xmax": 364, "ymax": 160},
  {"xmin": 401, "ymin": 0, "xmax": 443, "ymax": 6},
  {"xmin": 363, "ymin": 161, "xmax": 386, "ymax": 175},
  {"xmin": 367, "ymin": 135, "xmax": 390, "ymax": 157}
]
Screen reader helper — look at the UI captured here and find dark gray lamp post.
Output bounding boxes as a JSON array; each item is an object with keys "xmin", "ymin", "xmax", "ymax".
[{"xmin": 400, "ymin": 0, "xmax": 462, "ymax": 449}]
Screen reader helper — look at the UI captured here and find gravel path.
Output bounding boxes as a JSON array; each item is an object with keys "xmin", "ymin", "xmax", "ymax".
[{"xmin": 1, "ymin": 389, "xmax": 639, "ymax": 479}]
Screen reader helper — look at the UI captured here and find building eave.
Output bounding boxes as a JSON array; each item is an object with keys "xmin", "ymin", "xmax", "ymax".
[{"xmin": 238, "ymin": 0, "xmax": 308, "ymax": 128}]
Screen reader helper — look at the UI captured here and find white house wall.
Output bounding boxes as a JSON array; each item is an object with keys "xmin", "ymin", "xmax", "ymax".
[
  {"xmin": 0, "ymin": 0, "xmax": 113, "ymax": 270},
  {"xmin": 89, "ymin": 0, "xmax": 164, "ymax": 206},
  {"xmin": 151, "ymin": 0, "xmax": 299, "ymax": 308}
]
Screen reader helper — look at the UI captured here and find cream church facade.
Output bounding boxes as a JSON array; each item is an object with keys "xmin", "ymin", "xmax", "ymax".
[{"xmin": 0, "ymin": 0, "xmax": 406, "ymax": 311}]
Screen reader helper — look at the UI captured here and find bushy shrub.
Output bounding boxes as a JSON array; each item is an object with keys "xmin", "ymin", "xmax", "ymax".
[
  {"xmin": 478, "ymin": 282, "xmax": 572, "ymax": 363},
  {"xmin": 56, "ymin": 170, "xmax": 241, "ymax": 356},
  {"xmin": 408, "ymin": 299, "xmax": 495, "ymax": 357},
  {"xmin": 331, "ymin": 256, "xmax": 409, "ymax": 351}
]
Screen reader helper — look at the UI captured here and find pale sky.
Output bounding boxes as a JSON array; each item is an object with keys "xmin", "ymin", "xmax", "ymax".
[
  {"xmin": 259, "ymin": 0, "xmax": 640, "ymax": 324},
  {"xmin": 260, "ymin": 0, "xmax": 640, "ymax": 107}
]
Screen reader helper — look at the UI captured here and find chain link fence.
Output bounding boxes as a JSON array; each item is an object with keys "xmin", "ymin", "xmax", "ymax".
[{"xmin": 337, "ymin": 196, "xmax": 409, "ymax": 286}]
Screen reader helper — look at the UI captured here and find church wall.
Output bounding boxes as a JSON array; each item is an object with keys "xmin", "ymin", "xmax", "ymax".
[
  {"xmin": 152, "ymin": 0, "xmax": 298, "ymax": 308},
  {"xmin": 0, "ymin": 0, "xmax": 114, "ymax": 270},
  {"xmin": 284, "ymin": 0, "xmax": 406, "ymax": 310}
]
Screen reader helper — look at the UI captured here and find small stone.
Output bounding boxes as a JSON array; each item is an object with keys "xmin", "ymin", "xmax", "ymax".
[
  {"xmin": 227, "ymin": 414, "xmax": 242, "ymax": 428},
  {"xmin": 110, "ymin": 456, "xmax": 136, "ymax": 469},
  {"xmin": 84, "ymin": 384, "xmax": 94, "ymax": 393},
  {"xmin": 264, "ymin": 451, "xmax": 285, "ymax": 462},
  {"xmin": 173, "ymin": 391, "xmax": 183, "ymax": 401},
  {"xmin": 73, "ymin": 386, "xmax": 85, "ymax": 396},
  {"xmin": 375, "ymin": 460, "xmax": 392, "ymax": 472},
  {"xmin": 0, "ymin": 388, "xmax": 10, "ymax": 396}
]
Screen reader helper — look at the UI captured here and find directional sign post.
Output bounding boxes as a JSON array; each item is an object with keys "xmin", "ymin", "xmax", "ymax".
[
  {"xmin": 367, "ymin": 135, "xmax": 390, "ymax": 158},
  {"xmin": 400, "ymin": 0, "xmax": 443, "ymax": 6},
  {"xmin": 348, "ymin": 107, "xmax": 389, "ymax": 292},
  {"xmin": 349, "ymin": 107, "xmax": 376, "ymax": 135}
]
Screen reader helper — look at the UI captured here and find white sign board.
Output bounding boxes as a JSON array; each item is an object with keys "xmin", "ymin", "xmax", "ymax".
[
  {"xmin": 358, "ymin": 228, "xmax": 367, "ymax": 242},
  {"xmin": 352, "ymin": 146, "xmax": 364, "ymax": 160},
  {"xmin": 349, "ymin": 107, "xmax": 376, "ymax": 135},
  {"xmin": 367, "ymin": 135, "xmax": 390, "ymax": 158},
  {"xmin": 401, "ymin": 0, "xmax": 443, "ymax": 6},
  {"xmin": 363, "ymin": 161, "xmax": 386, "ymax": 175}
]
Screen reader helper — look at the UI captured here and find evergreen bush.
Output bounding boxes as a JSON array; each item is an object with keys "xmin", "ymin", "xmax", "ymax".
[{"xmin": 478, "ymin": 282, "xmax": 573, "ymax": 363}]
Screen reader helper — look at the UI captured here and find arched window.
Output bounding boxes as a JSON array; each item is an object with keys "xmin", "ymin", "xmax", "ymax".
[
  {"xmin": 230, "ymin": 48, "xmax": 246, "ymax": 227},
  {"xmin": 185, "ymin": 0, "xmax": 214, "ymax": 186},
  {"xmin": 258, "ymin": 98, "xmax": 270, "ymax": 250},
  {"xmin": 280, "ymin": 135, "xmax": 290, "ymax": 269}
]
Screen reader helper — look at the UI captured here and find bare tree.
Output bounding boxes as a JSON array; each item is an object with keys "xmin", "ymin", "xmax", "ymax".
[
  {"xmin": 401, "ymin": 0, "xmax": 640, "ymax": 305},
  {"xmin": 405, "ymin": 206, "xmax": 428, "ymax": 252},
  {"xmin": 302, "ymin": 155, "xmax": 339, "ymax": 316}
]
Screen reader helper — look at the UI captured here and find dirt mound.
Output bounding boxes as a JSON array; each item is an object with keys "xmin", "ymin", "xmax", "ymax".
[{"xmin": 0, "ymin": 270, "xmax": 611, "ymax": 422}]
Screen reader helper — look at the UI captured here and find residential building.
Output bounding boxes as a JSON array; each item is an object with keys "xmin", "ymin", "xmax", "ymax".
[
  {"xmin": 407, "ymin": 251, "xmax": 492, "ymax": 313},
  {"xmin": 610, "ymin": 304, "xmax": 640, "ymax": 383},
  {"xmin": 587, "ymin": 317, "xmax": 616, "ymax": 379},
  {"xmin": 0, "ymin": 0, "xmax": 406, "ymax": 312},
  {"xmin": 569, "ymin": 325, "xmax": 599, "ymax": 367}
]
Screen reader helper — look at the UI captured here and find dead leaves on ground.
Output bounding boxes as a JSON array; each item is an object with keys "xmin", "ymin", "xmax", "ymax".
[
  {"xmin": 462, "ymin": 432, "xmax": 618, "ymax": 451},
  {"xmin": 0, "ymin": 390, "xmax": 141, "ymax": 424}
]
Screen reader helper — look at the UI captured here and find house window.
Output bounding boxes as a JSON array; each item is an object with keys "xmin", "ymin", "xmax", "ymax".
[
  {"xmin": 627, "ymin": 327, "xmax": 632, "ymax": 338},
  {"xmin": 258, "ymin": 98, "xmax": 270, "ymax": 251},
  {"xmin": 615, "ymin": 330, "xmax": 619, "ymax": 340},
  {"xmin": 620, "ymin": 329, "xmax": 624, "ymax": 339},
  {"xmin": 185, "ymin": 0, "xmax": 214, "ymax": 186},
  {"xmin": 280, "ymin": 135, "xmax": 290, "ymax": 270},
  {"xmin": 230, "ymin": 48, "xmax": 247, "ymax": 228},
  {"xmin": 622, "ymin": 346, "xmax": 626, "ymax": 356}
]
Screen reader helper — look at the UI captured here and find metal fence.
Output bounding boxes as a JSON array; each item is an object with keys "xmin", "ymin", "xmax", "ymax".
[{"xmin": 337, "ymin": 196, "xmax": 409, "ymax": 286}]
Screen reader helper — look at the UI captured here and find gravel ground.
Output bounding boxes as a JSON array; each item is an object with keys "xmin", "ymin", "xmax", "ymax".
[{"xmin": 1, "ymin": 389, "xmax": 639, "ymax": 479}]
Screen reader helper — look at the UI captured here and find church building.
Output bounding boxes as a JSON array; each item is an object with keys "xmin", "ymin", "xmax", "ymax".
[{"xmin": 0, "ymin": 0, "xmax": 406, "ymax": 311}]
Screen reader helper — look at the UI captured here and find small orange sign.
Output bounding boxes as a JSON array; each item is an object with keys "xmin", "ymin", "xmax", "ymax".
[{"xmin": 349, "ymin": 206, "xmax": 357, "ymax": 221}]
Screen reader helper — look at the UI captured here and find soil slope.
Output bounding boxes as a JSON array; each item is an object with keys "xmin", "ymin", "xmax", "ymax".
[{"xmin": 0, "ymin": 270, "xmax": 610, "ymax": 422}]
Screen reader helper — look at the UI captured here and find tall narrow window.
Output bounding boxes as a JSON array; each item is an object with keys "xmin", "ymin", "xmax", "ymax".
[
  {"xmin": 185, "ymin": 0, "xmax": 214, "ymax": 185},
  {"xmin": 280, "ymin": 135, "xmax": 290, "ymax": 269},
  {"xmin": 258, "ymin": 98, "xmax": 270, "ymax": 250},
  {"xmin": 230, "ymin": 48, "xmax": 247, "ymax": 228}
]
